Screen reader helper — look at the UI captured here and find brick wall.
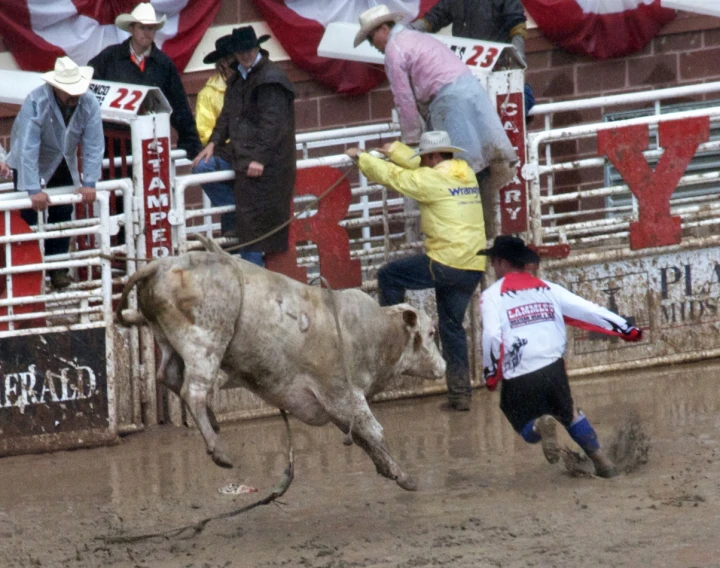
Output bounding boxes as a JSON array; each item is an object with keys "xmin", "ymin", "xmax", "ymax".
[
  {"xmin": 1, "ymin": 4, "xmax": 719, "ymax": 155},
  {"xmin": 520, "ymin": 11, "xmax": 720, "ymax": 217},
  {"xmin": 526, "ymin": 12, "xmax": 720, "ymax": 108}
]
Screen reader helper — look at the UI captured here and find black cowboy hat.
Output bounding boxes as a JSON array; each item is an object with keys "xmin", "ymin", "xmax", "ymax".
[
  {"xmin": 203, "ymin": 34, "xmax": 236, "ymax": 64},
  {"xmin": 226, "ymin": 26, "xmax": 271, "ymax": 54},
  {"xmin": 477, "ymin": 235, "xmax": 540, "ymax": 265}
]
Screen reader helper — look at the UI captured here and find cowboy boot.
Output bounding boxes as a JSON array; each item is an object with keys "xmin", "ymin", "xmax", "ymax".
[
  {"xmin": 587, "ymin": 449, "xmax": 618, "ymax": 478},
  {"xmin": 535, "ymin": 415, "xmax": 560, "ymax": 464}
]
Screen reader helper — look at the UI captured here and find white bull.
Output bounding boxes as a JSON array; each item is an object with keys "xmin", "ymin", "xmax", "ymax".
[{"xmin": 117, "ymin": 250, "xmax": 446, "ymax": 490}]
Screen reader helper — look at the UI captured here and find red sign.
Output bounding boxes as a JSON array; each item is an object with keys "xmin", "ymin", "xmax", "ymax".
[
  {"xmin": 598, "ymin": 117, "xmax": 710, "ymax": 250},
  {"xmin": 142, "ymin": 137, "xmax": 173, "ymax": 259},
  {"xmin": 449, "ymin": 43, "xmax": 501, "ymax": 69},
  {"xmin": 497, "ymin": 91, "xmax": 528, "ymax": 234},
  {"xmin": 265, "ymin": 167, "xmax": 362, "ymax": 289},
  {"xmin": 0, "ymin": 212, "xmax": 44, "ymax": 331}
]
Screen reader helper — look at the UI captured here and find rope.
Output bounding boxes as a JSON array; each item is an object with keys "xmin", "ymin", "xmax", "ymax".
[
  {"xmin": 308, "ymin": 275, "xmax": 356, "ymax": 446},
  {"xmin": 100, "ymin": 165, "xmax": 356, "ymax": 264},
  {"xmin": 99, "ymin": 410, "xmax": 294, "ymax": 544},
  {"xmin": 222, "ymin": 167, "xmax": 355, "ymax": 254}
]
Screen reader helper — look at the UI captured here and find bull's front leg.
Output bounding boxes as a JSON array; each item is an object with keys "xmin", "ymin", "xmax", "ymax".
[{"xmin": 330, "ymin": 391, "xmax": 417, "ymax": 491}]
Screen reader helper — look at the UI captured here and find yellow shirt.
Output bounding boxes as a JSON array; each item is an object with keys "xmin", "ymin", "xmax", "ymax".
[
  {"xmin": 358, "ymin": 141, "xmax": 486, "ymax": 271},
  {"xmin": 195, "ymin": 73, "xmax": 227, "ymax": 146}
]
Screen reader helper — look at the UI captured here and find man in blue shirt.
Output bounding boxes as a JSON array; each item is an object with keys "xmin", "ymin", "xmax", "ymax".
[{"xmin": 7, "ymin": 57, "xmax": 103, "ymax": 289}]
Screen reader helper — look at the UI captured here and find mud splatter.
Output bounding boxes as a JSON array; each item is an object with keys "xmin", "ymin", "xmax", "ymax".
[
  {"xmin": 562, "ymin": 414, "xmax": 650, "ymax": 477},
  {"xmin": 561, "ymin": 448, "xmax": 595, "ymax": 477},
  {"xmin": 606, "ymin": 413, "xmax": 651, "ymax": 474}
]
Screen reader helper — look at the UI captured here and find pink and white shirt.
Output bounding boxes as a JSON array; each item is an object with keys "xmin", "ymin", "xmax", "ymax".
[{"xmin": 384, "ymin": 25, "xmax": 472, "ymax": 144}]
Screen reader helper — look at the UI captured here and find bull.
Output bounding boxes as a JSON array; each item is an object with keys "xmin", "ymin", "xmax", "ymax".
[{"xmin": 116, "ymin": 246, "xmax": 446, "ymax": 490}]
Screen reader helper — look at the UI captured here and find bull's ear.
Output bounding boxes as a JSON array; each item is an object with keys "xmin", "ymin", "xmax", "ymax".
[{"xmin": 402, "ymin": 309, "xmax": 418, "ymax": 328}]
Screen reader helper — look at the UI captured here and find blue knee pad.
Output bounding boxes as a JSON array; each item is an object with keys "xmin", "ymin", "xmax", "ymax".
[
  {"xmin": 520, "ymin": 420, "xmax": 541, "ymax": 444},
  {"xmin": 568, "ymin": 414, "xmax": 600, "ymax": 453}
]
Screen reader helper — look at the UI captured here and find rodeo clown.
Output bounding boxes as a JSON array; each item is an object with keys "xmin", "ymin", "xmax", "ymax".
[{"xmin": 479, "ymin": 236, "xmax": 643, "ymax": 478}]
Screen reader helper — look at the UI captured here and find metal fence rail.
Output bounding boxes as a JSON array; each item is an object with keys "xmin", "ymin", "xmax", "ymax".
[
  {"xmin": 526, "ymin": 107, "xmax": 720, "ymax": 250},
  {"xmin": 175, "ymin": 125, "xmax": 425, "ymax": 286}
]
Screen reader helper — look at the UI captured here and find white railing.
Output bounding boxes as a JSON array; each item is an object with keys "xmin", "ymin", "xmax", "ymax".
[
  {"xmin": 0, "ymin": 181, "xmax": 134, "ymax": 333},
  {"xmin": 175, "ymin": 125, "xmax": 423, "ymax": 285},
  {"xmin": 524, "ymin": 84, "xmax": 720, "ymax": 252}
]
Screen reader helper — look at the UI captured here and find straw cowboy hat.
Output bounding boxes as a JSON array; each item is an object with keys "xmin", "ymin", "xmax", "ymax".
[
  {"xmin": 115, "ymin": 3, "xmax": 167, "ymax": 32},
  {"xmin": 41, "ymin": 56, "xmax": 94, "ymax": 97},
  {"xmin": 353, "ymin": 5, "xmax": 405, "ymax": 48},
  {"xmin": 412, "ymin": 131, "xmax": 466, "ymax": 157}
]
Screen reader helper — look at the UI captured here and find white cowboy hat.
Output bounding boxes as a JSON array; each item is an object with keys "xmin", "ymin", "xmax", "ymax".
[
  {"xmin": 41, "ymin": 56, "xmax": 94, "ymax": 97},
  {"xmin": 412, "ymin": 131, "xmax": 466, "ymax": 157},
  {"xmin": 353, "ymin": 5, "xmax": 406, "ymax": 48},
  {"xmin": 115, "ymin": 3, "xmax": 167, "ymax": 32}
]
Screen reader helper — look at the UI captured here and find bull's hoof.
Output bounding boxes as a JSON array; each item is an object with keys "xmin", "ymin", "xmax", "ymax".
[
  {"xmin": 211, "ymin": 450, "xmax": 234, "ymax": 469},
  {"xmin": 396, "ymin": 474, "xmax": 418, "ymax": 491}
]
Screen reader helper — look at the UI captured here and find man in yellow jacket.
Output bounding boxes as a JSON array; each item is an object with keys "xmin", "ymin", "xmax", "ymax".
[
  {"xmin": 193, "ymin": 34, "xmax": 239, "ymax": 234},
  {"xmin": 346, "ymin": 131, "xmax": 486, "ymax": 411}
]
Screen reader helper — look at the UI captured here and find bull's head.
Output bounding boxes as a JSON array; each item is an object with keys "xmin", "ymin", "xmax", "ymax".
[{"xmin": 393, "ymin": 305, "xmax": 446, "ymax": 379}]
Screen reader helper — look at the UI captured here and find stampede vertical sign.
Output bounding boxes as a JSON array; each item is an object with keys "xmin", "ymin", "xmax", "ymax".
[{"xmin": 142, "ymin": 136, "xmax": 172, "ymax": 259}]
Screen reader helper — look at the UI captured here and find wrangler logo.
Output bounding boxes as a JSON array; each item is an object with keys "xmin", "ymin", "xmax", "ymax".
[{"xmin": 448, "ymin": 186, "xmax": 479, "ymax": 197}]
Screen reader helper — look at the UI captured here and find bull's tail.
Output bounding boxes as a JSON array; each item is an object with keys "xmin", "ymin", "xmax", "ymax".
[
  {"xmin": 115, "ymin": 262, "xmax": 161, "ymax": 327},
  {"xmin": 195, "ymin": 233, "xmax": 230, "ymax": 257}
]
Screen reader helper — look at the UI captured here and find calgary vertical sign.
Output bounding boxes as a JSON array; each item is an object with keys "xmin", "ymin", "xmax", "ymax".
[
  {"xmin": 142, "ymin": 137, "xmax": 173, "ymax": 259},
  {"xmin": 497, "ymin": 88, "xmax": 527, "ymax": 234}
]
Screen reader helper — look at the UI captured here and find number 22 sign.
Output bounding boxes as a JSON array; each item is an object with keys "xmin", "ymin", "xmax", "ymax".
[{"xmin": 109, "ymin": 87, "xmax": 144, "ymax": 112}]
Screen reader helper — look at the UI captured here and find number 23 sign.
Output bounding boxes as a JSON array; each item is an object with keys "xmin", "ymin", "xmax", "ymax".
[{"xmin": 449, "ymin": 43, "xmax": 501, "ymax": 69}]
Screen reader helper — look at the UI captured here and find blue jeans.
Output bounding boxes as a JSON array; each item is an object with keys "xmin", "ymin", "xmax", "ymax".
[
  {"xmin": 192, "ymin": 156, "xmax": 235, "ymax": 233},
  {"xmin": 524, "ymin": 84, "xmax": 536, "ymax": 117},
  {"xmin": 378, "ymin": 254, "xmax": 483, "ymax": 400},
  {"xmin": 240, "ymin": 251, "xmax": 264, "ymax": 267}
]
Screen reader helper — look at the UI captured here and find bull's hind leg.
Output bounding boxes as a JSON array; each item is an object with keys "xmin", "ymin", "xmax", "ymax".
[
  {"xmin": 329, "ymin": 391, "xmax": 417, "ymax": 491},
  {"xmin": 174, "ymin": 346, "xmax": 232, "ymax": 468},
  {"xmin": 155, "ymin": 335, "xmax": 221, "ymax": 433}
]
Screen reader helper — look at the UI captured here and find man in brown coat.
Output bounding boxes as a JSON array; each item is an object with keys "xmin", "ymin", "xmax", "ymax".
[{"xmin": 193, "ymin": 26, "xmax": 296, "ymax": 266}]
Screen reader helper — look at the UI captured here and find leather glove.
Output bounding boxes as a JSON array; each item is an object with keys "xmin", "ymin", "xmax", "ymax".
[
  {"xmin": 511, "ymin": 34, "xmax": 526, "ymax": 66},
  {"xmin": 409, "ymin": 19, "xmax": 430, "ymax": 32}
]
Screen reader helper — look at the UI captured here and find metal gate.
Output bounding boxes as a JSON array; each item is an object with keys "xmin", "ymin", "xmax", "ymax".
[
  {"xmin": 0, "ymin": 187, "xmax": 131, "ymax": 455},
  {"xmin": 523, "ymin": 81, "xmax": 720, "ymax": 377}
]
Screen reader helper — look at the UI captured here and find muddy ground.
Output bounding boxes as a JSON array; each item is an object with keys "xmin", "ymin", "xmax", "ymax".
[{"xmin": 1, "ymin": 360, "xmax": 720, "ymax": 567}]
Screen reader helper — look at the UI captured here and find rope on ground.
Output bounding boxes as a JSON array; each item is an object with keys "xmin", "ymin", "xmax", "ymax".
[{"xmin": 98, "ymin": 410, "xmax": 295, "ymax": 544}]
